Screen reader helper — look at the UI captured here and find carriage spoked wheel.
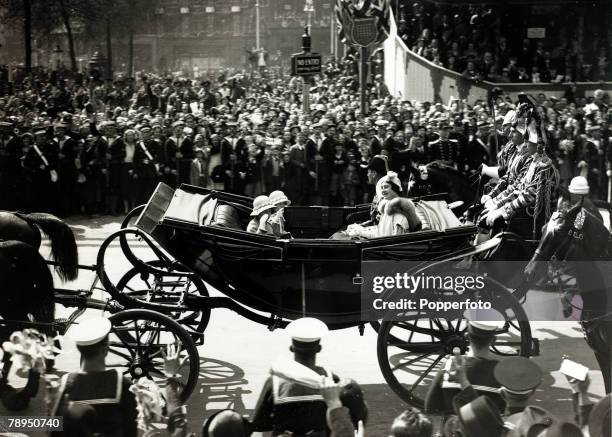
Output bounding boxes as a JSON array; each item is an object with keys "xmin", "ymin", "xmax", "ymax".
[
  {"xmin": 105, "ymin": 309, "xmax": 200, "ymax": 403},
  {"xmin": 115, "ymin": 260, "xmax": 210, "ymax": 344},
  {"xmin": 376, "ymin": 271, "xmax": 532, "ymax": 408}
]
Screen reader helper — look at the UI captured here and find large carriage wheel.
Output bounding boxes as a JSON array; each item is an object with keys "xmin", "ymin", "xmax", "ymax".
[
  {"xmin": 115, "ymin": 260, "xmax": 210, "ymax": 344},
  {"xmin": 106, "ymin": 309, "xmax": 200, "ymax": 403},
  {"xmin": 376, "ymin": 272, "xmax": 532, "ymax": 408}
]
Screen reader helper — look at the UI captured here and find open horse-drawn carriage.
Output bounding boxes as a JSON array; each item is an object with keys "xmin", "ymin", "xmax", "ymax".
[
  {"xmin": 4, "ymin": 179, "xmax": 610, "ymax": 409},
  {"xmin": 94, "ymin": 183, "xmax": 535, "ymax": 407}
]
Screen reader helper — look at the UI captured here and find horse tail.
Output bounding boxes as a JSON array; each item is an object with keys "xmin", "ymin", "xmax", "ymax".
[
  {"xmin": 27, "ymin": 244, "xmax": 56, "ymax": 336},
  {"xmin": 22, "ymin": 213, "xmax": 79, "ymax": 281}
]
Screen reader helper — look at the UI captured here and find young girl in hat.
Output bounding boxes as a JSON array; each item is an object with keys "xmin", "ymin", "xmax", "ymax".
[
  {"xmin": 247, "ymin": 195, "xmax": 275, "ymax": 235},
  {"xmin": 267, "ymin": 190, "xmax": 291, "ymax": 237}
]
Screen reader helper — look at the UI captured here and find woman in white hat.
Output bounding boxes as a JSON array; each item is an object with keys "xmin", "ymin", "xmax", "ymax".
[
  {"xmin": 347, "ymin": 172, "xmax": 412, "ymax": 238},
  {"xmin": 247, "ymin": 195, "xmax": 275, "ymax": 235}
]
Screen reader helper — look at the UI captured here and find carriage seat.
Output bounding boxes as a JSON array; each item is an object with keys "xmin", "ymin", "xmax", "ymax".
[
  {"xmin": 164, "ymin": 189, "xmax": 211, "ymax": 225},
  {"xmin": 210, "ymin": 204, "xmax": 242, "ymax": 230},
  {"xmin": 414, "ymin": 200, "xmax": 462, "ymax": 231}
]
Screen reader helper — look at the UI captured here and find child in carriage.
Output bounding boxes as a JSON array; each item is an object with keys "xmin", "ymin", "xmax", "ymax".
[
  {"xmin": 267, "ymin": 190, "xmax": 292, "ymax": 238},
  {"xmin": 247, "ymin": 195, "xmax": 276, "ymax": 235}
]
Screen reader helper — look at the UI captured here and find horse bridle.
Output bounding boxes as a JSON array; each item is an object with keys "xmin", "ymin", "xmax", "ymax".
[{"xmin": 533, "ymin": 208, "xmax": 586, "ymax": 262}]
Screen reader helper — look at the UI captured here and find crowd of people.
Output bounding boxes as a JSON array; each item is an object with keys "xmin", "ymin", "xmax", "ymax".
[
  {"xmin": 396, "ymin": 1, "xmax": 610, "ymax": 83},
  {"xmin": 0, "ymin": 61, "xmax": 610, "ymax": 219},
  {"xmin": 1, "ymin": 317, "xmax": 610, "ymax": 437}
]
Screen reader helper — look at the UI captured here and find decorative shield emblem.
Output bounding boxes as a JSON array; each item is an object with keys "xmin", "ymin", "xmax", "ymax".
[{"xmin": 351, "ymin": 17, "xmax": 378, "ymax": 47}]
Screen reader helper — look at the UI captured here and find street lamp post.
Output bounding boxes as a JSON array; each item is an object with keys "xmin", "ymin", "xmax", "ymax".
[
  {"xmin": 255, "ymin": 1, "xmax": 260, "ymax": 51},
  {"xmin": 304, "ymin": 0, "xmax": 314, "ymax": 33}
]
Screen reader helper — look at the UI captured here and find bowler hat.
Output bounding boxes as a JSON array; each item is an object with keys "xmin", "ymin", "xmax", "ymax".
[{"xmin": 456, "ymin": 396, "xmax": 503, "ymax": 437}]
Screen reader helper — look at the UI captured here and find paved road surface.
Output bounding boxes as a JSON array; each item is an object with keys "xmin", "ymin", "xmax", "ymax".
[{"xmin": 1, "ymin": 215, "xmax": 607, "ymax": 436}]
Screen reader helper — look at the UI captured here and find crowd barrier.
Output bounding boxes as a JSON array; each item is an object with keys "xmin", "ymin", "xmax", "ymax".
[{"xmin": 383, "ymin": 10, "xmax": 612, "ymax": 105}]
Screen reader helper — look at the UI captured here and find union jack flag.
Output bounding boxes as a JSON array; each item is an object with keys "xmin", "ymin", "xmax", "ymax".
[{"xmin": 335, "ymin": 0, "xmax": 390, "ymax": 48}]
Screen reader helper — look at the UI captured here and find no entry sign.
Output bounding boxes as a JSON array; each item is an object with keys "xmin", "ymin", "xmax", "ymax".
[{"xmin": 291, "ymin": 53, "xmax": 322, "ymax": 76}]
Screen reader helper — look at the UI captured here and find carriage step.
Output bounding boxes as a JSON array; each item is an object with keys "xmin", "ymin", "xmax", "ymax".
[{"xmin": 159, "ymin": 281, "xmax": 189, "ymax": 287}]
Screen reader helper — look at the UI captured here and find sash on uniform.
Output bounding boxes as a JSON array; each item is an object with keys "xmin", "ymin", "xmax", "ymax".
[{"xmin": 139, "ymin": 141, "xmax": 159, "ymax": 172}]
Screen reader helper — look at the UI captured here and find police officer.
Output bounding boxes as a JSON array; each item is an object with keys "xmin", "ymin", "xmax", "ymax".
[
  {"xmin": 427, "ymin": 123, "xmax": 461, "ymax": 168},
  {"xmin": 425, "ymin": 320, "xmax": 504, "ymax": 416},
  {"xmin": 251, "ymin": 318, "xmax": 337, "ymax": 436},
  {"xmin": 52, "ymin": 317, "xmax": 137, "ymax": 437}
]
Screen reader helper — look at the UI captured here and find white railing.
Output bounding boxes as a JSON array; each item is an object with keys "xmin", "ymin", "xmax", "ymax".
[{"xmin": 384, "ymin": 10, "xmax": 611, "ymax": 104}]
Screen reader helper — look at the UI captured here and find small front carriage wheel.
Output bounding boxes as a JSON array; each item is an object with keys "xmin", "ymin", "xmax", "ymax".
[{"xmin": 106, "ymin": 309, "xmax": 200, "ymax": 403}]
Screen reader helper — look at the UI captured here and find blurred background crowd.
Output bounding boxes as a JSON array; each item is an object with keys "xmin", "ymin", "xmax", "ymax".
[{"xmin": 0, "ymin": 60, "xmax": 610, "ymax": 217}]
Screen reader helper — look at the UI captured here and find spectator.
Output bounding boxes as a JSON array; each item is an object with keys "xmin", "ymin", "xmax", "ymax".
[
  {"xmin": 390, "ymin": 408, "xmax": 433, "ymax": 437},
  {"xmin": 251, "ymin": 318, "xmax": 338, "ymax": 436},
  {"xmin": 51, "ymin": 317, "xmax": 138, "ymax": 437}
]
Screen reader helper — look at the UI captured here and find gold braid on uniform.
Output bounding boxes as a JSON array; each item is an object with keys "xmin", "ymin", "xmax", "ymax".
[{"xmin": 531, "ymin": 157, "xmax": 559, "ymax": 239}]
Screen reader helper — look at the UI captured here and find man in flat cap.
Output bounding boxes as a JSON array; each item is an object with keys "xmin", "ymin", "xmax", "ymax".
[
  {"xmin": 52, "ymin": 317, "xmax": 137, "ymax": 437},
  {"xmin": 425, "ymin": 320, "xmax": 504, "ymax": 416},
  {"xmin": 251, "ymin": 318, "xmax": 339, "ymax": 436}
]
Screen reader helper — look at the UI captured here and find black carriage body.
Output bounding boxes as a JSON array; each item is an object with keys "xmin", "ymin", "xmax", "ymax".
[{"xmin": 135, "ymin": 183, "xmax": 476, "ymax": 328}]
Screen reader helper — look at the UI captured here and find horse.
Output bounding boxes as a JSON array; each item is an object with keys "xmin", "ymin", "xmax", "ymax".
[
  {"xmin": 0, "ymin": 240, "xmax": 56, "ymax": 337},
  {"xmin": 0, "ymin": 211, "xmax": 78, "ymax": 282},
  {"xmin": 0, "ymin": 240, "xmax": 56, "ymax": 410},
  {"xmin": 524, "ymin": 197, "xmax": 612, "ymax": 393}
]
